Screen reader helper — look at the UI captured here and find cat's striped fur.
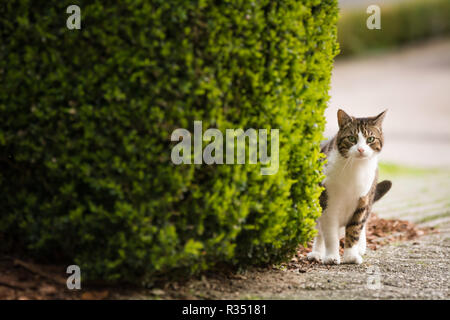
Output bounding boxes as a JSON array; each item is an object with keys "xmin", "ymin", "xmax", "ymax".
[{"xmin": 308, "ymin": 109, "xmax": 392, "ymax": 265}]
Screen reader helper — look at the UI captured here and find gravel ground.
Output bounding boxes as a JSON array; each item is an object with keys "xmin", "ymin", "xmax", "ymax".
[
  {"xmin": 280, "ymin": 230, "xmax": 450, "ymax": 300},
  {"xmin": 152, "ymin": 220, "xmax": 449, "ymax": 300}
]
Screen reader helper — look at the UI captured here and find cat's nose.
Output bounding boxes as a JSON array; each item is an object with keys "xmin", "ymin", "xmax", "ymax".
[{"xmin": 357, "ymin": 147, "xmax": 364, "ymax": 154}]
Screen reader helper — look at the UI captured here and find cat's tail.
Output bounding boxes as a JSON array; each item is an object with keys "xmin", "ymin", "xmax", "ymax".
[{"xmin": 374, "ymin": 180, "xmax": 392, "ymax": 202}]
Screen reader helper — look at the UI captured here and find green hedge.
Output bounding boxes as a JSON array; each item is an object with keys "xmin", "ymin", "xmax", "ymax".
[
  {"xmin": 0, "ymin": 0, "xmax": 338, "ymax": 283},
  {"xmin": 338, "ymin": 0, "xmax": 450, "ymax": 57}
]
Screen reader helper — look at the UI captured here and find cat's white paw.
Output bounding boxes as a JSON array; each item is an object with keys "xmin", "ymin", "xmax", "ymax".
[
  {"xmin": 343, "ymin": 250, "xmax": 363, "ymax": 264},
  {"xmin": 307, "ymin": 251, "xmax": 323, "ymax": 262},
  {"xmin": 323, "ymin": 254, "xmax": 340, "ymax": 265}
]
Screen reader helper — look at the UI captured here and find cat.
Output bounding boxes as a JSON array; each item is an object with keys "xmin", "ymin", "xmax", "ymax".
[{"xmin": 307, "ymin": 109, "xmax": 392, "ymax": 265}]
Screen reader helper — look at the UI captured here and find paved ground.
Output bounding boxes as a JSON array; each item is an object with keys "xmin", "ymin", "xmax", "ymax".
[
  {"xmin": 375, "ymin": 169, "xmax": 450, "ymax": 226},
  {"xmin": 175, "ymin": 230, "xmax": 449, "ymax": 300}
]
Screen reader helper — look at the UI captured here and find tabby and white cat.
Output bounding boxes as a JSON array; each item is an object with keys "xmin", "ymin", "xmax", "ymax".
[{"xmin": 307, "ymin": 109, "xmax": 392, "ymax": 265}]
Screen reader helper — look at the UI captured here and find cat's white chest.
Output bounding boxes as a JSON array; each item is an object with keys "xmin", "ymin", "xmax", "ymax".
[{"xmin": 323, "ymin": 149, "xmax": 377, "ymax": 225}]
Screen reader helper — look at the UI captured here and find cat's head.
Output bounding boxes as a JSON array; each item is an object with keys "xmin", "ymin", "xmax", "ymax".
[{"xmin": 336, "ymin": 109, "xmax": 386, "ymax": 160}]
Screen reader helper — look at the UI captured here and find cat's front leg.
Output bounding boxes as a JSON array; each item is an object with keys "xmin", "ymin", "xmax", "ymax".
[
  {"xmin": 343, "ymin": 198, "xmax": 370, "ymax": 264},
  {"xmin": 307, "ymin": 222, "xmax": 325, "ymax": 262},
  {"xmin": 321, "ymin": 216, "xmax": 341, "ymax": 265},
  {"xmin": 358, "ymin": 224, "xmax": 367, "ymax": 256}
]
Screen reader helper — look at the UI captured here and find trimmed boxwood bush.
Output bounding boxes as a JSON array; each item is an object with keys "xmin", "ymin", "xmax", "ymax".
[{"xmin": 0, "ymin": 0, "xmax": 338, "ymax": 283}]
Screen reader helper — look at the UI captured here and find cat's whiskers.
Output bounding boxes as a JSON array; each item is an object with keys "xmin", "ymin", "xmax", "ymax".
[{"xmin": 338, "ymin": 155, "xmax": 353, "ymax": 178}]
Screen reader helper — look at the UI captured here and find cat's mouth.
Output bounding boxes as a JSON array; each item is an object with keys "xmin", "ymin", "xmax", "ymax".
[{"xmin": 353, "ymin": 153, "xmax": 371, "ymax": 160}]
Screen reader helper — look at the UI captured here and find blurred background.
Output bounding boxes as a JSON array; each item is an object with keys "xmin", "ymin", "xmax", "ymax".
[{"xmin": 328, "ymin": 0, "xmax": 450, "ymax": 227}]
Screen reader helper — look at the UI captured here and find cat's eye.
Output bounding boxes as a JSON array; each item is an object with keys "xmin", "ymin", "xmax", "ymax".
[
  {"xmin": 348, "ymin": 136, "xmax": 357, "ymax": 143},
  {"xmin": 366, "ymin": 136, "xmax": 375, "ymax": 143}
]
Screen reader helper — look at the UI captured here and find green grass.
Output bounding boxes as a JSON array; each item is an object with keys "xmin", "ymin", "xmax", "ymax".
[
  {"xmin": 378, "ymin": 162, "xmax": 444, "ymax": 179},
  {"xmin": 418, "ymin": 211, "xmax": 450, "ymax": 224}
]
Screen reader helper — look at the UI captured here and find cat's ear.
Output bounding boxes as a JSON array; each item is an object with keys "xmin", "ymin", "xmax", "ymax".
[
  {"xmin": 337, "ymin": 109, "xmax": 353, "ymax": 129},
  {"xmin": 371, "ymin": 109, "xmax": 387, "ymax": 127}
]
